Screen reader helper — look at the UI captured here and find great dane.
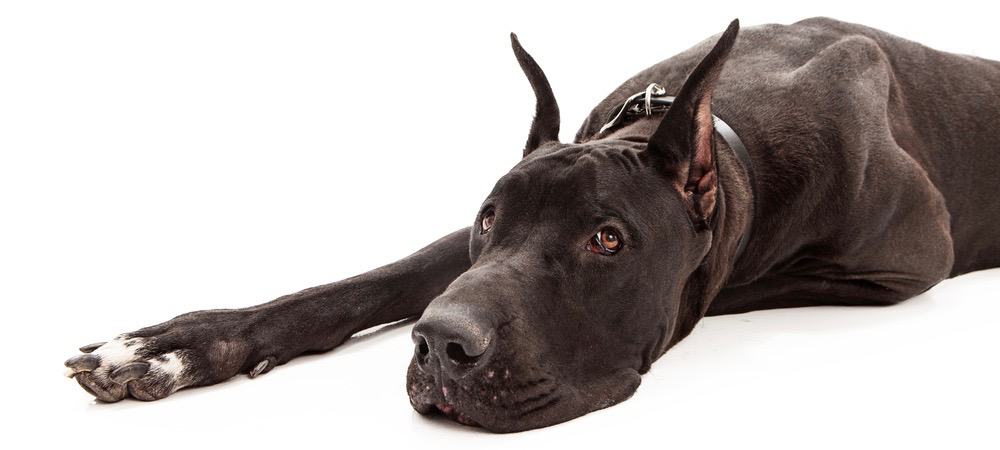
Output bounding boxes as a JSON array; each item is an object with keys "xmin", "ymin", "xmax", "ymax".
[{"xmin": 64, "ymin": 17, "xmax": 1000, "ymax": 432}]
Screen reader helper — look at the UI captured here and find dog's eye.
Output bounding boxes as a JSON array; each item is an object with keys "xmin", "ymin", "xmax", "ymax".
[
  {"xmin": 480, "ymin": 209, "xmax": 495, "ymax": 234},
  {"xmin": 588, "ymin": 227, "xmax": 623, "ymax": 255}
]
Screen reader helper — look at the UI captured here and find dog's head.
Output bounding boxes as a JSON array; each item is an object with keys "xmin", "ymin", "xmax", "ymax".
[{"xmin": 407, "ymin": 20, "xmax": 741, "ymax": 432}]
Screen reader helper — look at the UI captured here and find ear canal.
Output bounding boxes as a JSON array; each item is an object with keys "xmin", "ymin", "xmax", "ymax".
[
  {"xmin": 511, "ymin": 33, "xmax": 561, "ymax": 156},
  {"xmin": 646, "ymin": 19, "xmax": 740, "ymax": 228}
]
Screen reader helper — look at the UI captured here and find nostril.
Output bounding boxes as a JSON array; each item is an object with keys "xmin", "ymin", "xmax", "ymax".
[
  {"xmin": 446, "ymin": 342, "xmax": 481, "ymax": 366},
  {"xmin": 415, "ymin": 337, "xmax": 429, "ymax": 364}
]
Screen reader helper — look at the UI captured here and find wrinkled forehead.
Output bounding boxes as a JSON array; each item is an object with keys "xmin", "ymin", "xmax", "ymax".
[{"xmin": 488, "ymin": 141, "xmax": 654, "ymax": 218}]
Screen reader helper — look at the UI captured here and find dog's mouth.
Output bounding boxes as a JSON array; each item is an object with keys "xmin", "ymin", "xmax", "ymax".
[
  {"xmin": 413, "ymin": 388, "xmax": 561, "ymax": 431},
  {"xmin": 409, "ymin": 385, "xmax": 486, "ymax": 428},
  {"xmin": 415, "ymin": 383, "xmax": 483, "ymax": 427},
  {"xmin": 407, "ymin": 364, "xmax": 564, "ymax": 431},
  {"xmin": 431, "ymin": 401, "xmax": 480, "ymax": 426}
]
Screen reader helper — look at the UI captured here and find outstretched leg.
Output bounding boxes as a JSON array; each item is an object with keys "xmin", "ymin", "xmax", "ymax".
[{"xmin": 65, "ymin": 227, "xmax": 472, "ymax": 402}]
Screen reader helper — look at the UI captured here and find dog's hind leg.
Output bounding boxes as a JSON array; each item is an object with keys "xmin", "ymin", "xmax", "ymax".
[{"xmin": 65, "ymin": 228, "xmax": 472, "ymax": 402}]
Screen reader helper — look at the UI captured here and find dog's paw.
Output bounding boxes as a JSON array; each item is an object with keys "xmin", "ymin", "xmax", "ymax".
[
  {"xmin": 66, "ymin": 310, "xmax": 277, "ymax": 402},
  {"xmin": 65, "ymin": 336, "xmax": 194, "ymax": 402}
]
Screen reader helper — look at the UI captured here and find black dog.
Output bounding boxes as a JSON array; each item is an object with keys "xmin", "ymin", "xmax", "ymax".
[{"xmin": 65, "ymin": 18, "xmax": 1000, "ymax": 432}]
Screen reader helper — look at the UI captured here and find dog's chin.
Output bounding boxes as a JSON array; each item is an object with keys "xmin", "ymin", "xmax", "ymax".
[{"xmin": 405, "ymin": 359, "xmax": 642, "ymax": 433}]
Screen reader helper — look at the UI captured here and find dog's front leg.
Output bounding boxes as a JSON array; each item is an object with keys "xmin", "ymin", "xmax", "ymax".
[{"xmin": 64, "ymin": 228, "xmax": 472, "ymax": 402}]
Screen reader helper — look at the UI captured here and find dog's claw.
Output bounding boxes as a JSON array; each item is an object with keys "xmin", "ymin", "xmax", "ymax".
[
  {"xmin": 249, "ymin": 357, "xmax": 275, "ymax": 378},
  {"xmin": 64, "ymin": 354, "xmax": 100, "ymax": 373},
  {"xmin": 110, "ymin": 361, "xmax": 151, "ymax": 383},
  {"xmin": 79, "ymin": 342, "xmax": 106, "ymax": 353},
  {"xmin": 249, "ymin": 360, "xmax": 268, "ymax": 378}
]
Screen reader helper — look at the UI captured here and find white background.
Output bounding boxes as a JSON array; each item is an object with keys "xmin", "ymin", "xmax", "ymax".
[{"xmin": 2, "ymin": 1, "xmax": 998, "ymax": 448}]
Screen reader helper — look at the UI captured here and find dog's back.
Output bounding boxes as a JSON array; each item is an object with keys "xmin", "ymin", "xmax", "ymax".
[
  {"xmin": 810, "ymin": 18, "xmax": 1000, "ymax": 275},
  {"xmin": 578, "ymin": 17, "xmax": 1000, "ymax": 276}
]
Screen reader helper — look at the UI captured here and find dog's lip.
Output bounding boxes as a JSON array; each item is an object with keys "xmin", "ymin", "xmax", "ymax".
[
  {"xmin": 408, "ymin": 364, "xmax": 566, "ymax": 431},
  {"xmin": 424, "ymin": 384, "xmax": 482, "ymax": 427},
  {"xmin": 414, "ymin": 383, "xmax": 562, "ymax": 431},
  {"xmin": 407, "ymin": 379, "xmax": 480, "ymax": 427},
  {"xmin": 433, "ymin": 402, "xmax": 480, "ymax": 426}
]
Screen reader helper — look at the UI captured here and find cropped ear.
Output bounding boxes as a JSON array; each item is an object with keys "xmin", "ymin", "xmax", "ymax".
[
  {"xmin": 511, "ymin": 33, "xmax": 560, "ymax": 156},
  {"xmin": 647, "ymin": 19, "xmax": 740, "ymax": 230}
]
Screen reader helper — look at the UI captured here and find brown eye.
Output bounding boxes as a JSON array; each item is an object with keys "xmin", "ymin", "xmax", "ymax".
[
  {"xmin": 589, "ymin": 227, "xmax": 623, "ymax": 255},
  {"xmin": 480, "ymin": 209, "xmax": 495, "ymax": 234}
]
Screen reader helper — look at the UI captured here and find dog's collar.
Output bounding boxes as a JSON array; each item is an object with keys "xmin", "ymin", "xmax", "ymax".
[{"xmin": 598, "ymin": 83, "xmax": 755, "ymax": 261}]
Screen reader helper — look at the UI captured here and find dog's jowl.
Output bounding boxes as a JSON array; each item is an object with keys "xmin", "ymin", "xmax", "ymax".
[{"xmin": 65, "ymin": 18, "xmax": 1000, "ymax": 432}]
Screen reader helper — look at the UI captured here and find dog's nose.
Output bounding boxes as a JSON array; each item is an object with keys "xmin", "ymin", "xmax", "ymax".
[{"xmin": 412, "ymin": 306, "xmax": 494, "ymax": 376}]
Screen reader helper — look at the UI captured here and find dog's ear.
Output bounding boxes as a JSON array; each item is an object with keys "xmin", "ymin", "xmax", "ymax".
[
  {"xmin": 511, "ymin": 33, "xmax": 560, "ymax": 156},
  {"xmin": 646, "ymin": 19, "xmax": 739, "ymax": 229}
]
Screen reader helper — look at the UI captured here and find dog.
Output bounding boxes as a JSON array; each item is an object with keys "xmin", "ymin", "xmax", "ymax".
[{"xmin": 64, "ymin": 17, "xmax": 1000, "ymax": 432}]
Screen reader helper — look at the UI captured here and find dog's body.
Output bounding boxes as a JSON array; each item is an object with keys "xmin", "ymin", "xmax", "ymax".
[
  {"xmin": 583, "ymin": 17, "xmax": 1000, "ymax": 320},
  {"xmin": 65, "ymin": 18, "xmax": 1000, "ymax": 432}
]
